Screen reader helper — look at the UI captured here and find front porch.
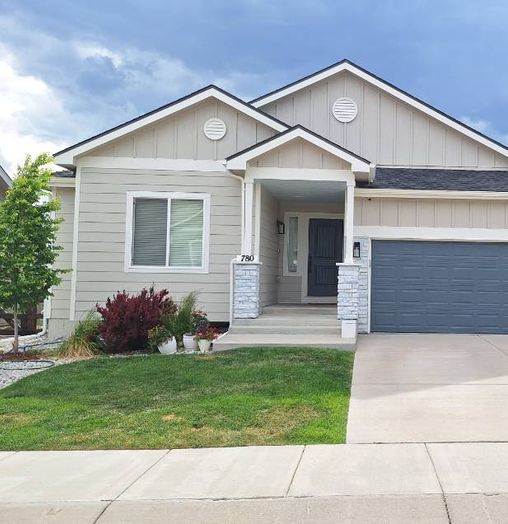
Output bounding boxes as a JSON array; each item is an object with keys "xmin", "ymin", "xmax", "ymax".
[{"xmin": 219, "ymin": 126, "xmax": 372, "ymax": 347}]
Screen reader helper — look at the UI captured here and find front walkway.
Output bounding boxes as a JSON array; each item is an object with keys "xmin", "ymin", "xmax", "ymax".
[
  {"xmin": 2, "ymin": 444, "xmax": 508, "ymax": 522},
  {"xmin": 347, "ymin": 333, "xmax": 508, "ymax": 443}
]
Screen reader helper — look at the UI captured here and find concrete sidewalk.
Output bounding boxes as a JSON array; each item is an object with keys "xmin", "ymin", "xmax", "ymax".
[{"xmin": 1, "ymin": 444, "xmax": 508, "ymax": 523}]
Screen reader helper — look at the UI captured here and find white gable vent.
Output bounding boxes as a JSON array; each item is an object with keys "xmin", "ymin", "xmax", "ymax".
[
  {"xmin": 203, "ymin": 118, "xmax": 227, "ymax": 140},
  {"xmin": 332, "ymin": 97, "xmax": 358, "ymax": 123}
]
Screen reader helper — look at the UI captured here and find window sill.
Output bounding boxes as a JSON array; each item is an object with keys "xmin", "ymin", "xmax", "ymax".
[{"xmin": 125, "ymin": 266, "xmax": 209, "ymax": 274}]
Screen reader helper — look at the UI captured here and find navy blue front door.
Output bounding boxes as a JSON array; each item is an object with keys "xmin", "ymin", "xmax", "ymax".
[{"xmin": 308, "ymin": 218, "xmax": 343, "ymax": 296}]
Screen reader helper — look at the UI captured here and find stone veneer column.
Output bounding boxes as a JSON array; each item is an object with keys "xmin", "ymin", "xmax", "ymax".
[
  {"xmin": 337, "ymin": 263, "xmax": 360, "ymax": 339},
  {"xmin": 232, "ymin": 261, "xmax": 261, "ymax": 319},
  {"xmin": 354, "ymin": 237, "xmax": 370, "ymax": 334}
]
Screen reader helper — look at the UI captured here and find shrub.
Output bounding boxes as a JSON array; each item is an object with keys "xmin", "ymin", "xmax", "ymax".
[
  {"xmin": 58, "ymin": 311, "xmax": 103, "ymax": 359},
  {"xmin": 97, "ymin": 287, "xmax": 176, "ymax": 354},
  {"xmin": 161, "ymin": 292, "xmax": 198, "ymax": 351}
]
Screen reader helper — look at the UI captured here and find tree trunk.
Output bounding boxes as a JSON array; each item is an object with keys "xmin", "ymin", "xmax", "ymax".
[{"xmin": 12, "ymin": 305, "xmax": 19, "ymax": 353}]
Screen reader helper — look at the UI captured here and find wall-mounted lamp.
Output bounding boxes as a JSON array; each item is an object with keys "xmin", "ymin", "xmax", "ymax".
[
  {"xmin": 353, "ymin": 241, "xmax": 361, "ymax": 258},
  {"xmin": 276, "ymin": 220, "xmax": 285, "ymax": 235}
]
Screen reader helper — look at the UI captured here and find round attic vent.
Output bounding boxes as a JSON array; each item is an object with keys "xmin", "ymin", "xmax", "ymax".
[
  {"xmin": 203, "ymin": 118, "xmax": 227, "ymax": 140},
  {"xmin": 332, "ymin": 97, "xmax": 358, "ymax": 123}
]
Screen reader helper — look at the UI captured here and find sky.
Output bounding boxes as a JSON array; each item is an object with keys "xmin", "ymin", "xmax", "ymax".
[{"xmin": 1, "ymin": 0, "xmax": 508, "ymax": 174}]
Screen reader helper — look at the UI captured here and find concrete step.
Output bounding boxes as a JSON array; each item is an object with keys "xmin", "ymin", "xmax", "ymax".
[
  {"xmin": 228, "ymin": 325, "xmax": 342, "ymax": 335},
  {"xmin": 262, "ymin": 305, "xmax": 336, "ymax": 317},
  {"xmin": 214, "ymin": 333, "xmax": 355, "ymax": 350},
  {"xmin": 233, "ymin": 316, "xmax": 340, "ymax": 327}
]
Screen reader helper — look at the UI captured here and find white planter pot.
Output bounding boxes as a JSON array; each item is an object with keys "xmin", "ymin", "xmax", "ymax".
[
  {"xmin": 158, "ymin": 338, "xmax": 177, "ymax": 355},
  {"xmin": 183, "ymin": 334, "xmax": 197, "ymax": 352},
  {"xmin": 197, "ymin": 339, "xmax": 211, "ymax": 353}
]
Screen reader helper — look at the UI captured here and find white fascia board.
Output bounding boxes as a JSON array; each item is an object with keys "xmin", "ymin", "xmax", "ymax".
[
  {"xmin": 49, "ymin": 177, "xmax": 76, "ymax": 188},
  {"xmin": 227, "ymin": 128, "xmax": 371, "ymax": 173},
  {"xmin": 246, "ymin": 166, "xmax": 355, "ymax": 184},
  {"xmin": 355, "ymin": 188, "xmax": 508, "ymax": 200},
  {"xmin": 54, "ymin": 88, "xmax": 287, "ymax": 166},
  {"xmin": 253, "ymin": 62, "xmax": 508, "ymax": 159},
  {"xmin": 0, "ymin": 167, "xmax": 11, "ymax": 187},
  {"xmin": 77, "ymin": 156, "xmax": 227, "ymax": 172}
]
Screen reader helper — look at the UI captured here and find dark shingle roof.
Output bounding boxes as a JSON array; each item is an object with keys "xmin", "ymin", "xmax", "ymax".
[
  {"xmin": 359, "ymin": 167, "xmax": 508, "ymax": 192},
  {"xmin": 52, "ymin": 169, "xmax": 75, "ymax": 178}
]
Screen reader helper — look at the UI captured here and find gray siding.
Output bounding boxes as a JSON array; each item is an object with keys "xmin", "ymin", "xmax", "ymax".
[
  {"xmin": 249, "ymin": 138, "xmax": 350, "ymax": 169},
  {"xmin": 48, "ymin": 187, "xmax": 74, "ymax": 338},
  {"xmin": 355, "ymin": 196, "xmax": 508, "ymax": 229},
  {"xmin": 261, "ymin": 71, "xmax": 508, "ymax": 169},
  {"xmin": 75, "ymin": 168, "xmax": 241, "ymax": 321},
  {"xmin": 92, "ymin": 99, "xmax": 276, "ymax": 161},
  {"xmin": 259, "ymin": 186, "xmax": 279, "ymax": 307}
]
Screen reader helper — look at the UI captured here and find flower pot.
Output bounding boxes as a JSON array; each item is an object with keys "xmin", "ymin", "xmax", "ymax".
[
  {"xmin": 158, "ymin": 338, "xmax": 177, "ymax": 355},
  {"xmin": 197, "ymin": 339, "xmax": 211, "ymax": 353},
  {"xmin": 183, "ymin": 334, "xmax": 197, "ymax": 352}
]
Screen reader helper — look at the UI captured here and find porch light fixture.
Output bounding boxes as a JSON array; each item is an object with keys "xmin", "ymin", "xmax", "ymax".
[
  {"xmin": 277, "ymin": 220, "xmax": 285, "ymax": 235},
  {"xmin": 353, "ymin": 241, "xmax": 361, "ymax": 258}
]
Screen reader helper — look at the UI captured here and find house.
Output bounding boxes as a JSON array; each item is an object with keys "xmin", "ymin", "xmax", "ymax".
[
  {"xmin": 0, "ymin": 165, "xmax": 11, "ymax": 200},
  {"xmin": 49, "ymin": 59, "xmax": 508, "ymax": 341}
]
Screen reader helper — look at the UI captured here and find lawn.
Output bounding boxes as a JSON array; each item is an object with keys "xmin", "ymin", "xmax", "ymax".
[{"xmin": 0, "ymin": 347, "xmax": 354, "ymax": 450}]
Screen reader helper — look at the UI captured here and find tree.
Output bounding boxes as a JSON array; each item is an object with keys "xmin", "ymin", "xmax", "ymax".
[{"xmin": 0, "ymin": 154, "xmax": 68, "ymax": 351}]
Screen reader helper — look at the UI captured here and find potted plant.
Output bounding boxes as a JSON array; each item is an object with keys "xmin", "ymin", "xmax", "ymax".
[
  {"xmin": 148, "ymin": 325, "xmax": 176, "ymax": 355},
  {"xmin": 194, "ymin": 325, "xmax": 221, "ymax": 353},
  {"xmin": 164, "ymin": 292, "xmax": 198, "ymax": 352},
  {"xmin": 183, "ymin": 309, "xmax": 208, "ymax": 351}
]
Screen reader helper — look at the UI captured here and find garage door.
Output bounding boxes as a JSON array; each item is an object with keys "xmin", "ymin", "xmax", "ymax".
[{"xmin": 371, "ymin": 240, "xmax": 508, "ymax": 333}]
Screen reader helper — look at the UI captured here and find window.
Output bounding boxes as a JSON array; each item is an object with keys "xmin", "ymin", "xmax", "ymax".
[
  {"xmin": 287, "ymin": 216, "xmax": 298, "ymax": 273},
  {"xmin": 127, "ymin": 192, "xmax": 209, "ymax": 272}
]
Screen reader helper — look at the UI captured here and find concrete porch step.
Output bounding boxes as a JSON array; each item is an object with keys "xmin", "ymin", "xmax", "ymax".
[
  {"xmin": 214, "ymin": 333, "xmax": 355, "ymax": 350},
  {"xmin": 233, "ymin": 316, "xmax": 340, "ymax": 327},
  {"xmin": 262, "ymin": 305, "xmax": 336, "ymax": 317},
  {"xmin": 228, "ymin": 325, "xmax": 342, "ymax": 335}
]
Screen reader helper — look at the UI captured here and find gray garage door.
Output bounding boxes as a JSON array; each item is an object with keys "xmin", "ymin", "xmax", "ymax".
[{"xmin": 371, "ymin": 240, "xmax": 508, "ymax": 333}]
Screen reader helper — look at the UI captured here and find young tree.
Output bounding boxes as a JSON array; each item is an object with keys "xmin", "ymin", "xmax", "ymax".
[{"xmin": 0, "ymin": 154, "xmax": 68, "ymax": 351}]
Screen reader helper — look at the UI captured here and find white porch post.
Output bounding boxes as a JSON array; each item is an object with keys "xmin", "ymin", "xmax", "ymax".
[
  {"xmin": 343, "ymin": 180, "xmax": 355, "ymax": 264},
  {"xmin": 243, "ymin": 181, "xmax": 254, "ymax": 255}
]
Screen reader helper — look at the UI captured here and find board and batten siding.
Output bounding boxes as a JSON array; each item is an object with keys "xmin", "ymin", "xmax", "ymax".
[
  {"xmin": 248, "ymin": 138, "xmax": 350, "ymax": 169},
  {"xmin": 355, "ymin": 197, "xmax": 508, "ymax": 229},
  {"xmin": 261, "ymin": 71, "xmax": 508, "ymax": 169},
  {"xmin": 48, "ymin": 186, "xmax": 75, "ymax": 336},
  {"xmin": 92, "ymin": 99, "xmax": 276, "ymax": 161},
  {"xmin": 74, "ymin": 168, "xmax": 241, "ymax": 321},
  {"xmin": 258, "ymin": 185, "xmax": 279, "ymax": 307}
]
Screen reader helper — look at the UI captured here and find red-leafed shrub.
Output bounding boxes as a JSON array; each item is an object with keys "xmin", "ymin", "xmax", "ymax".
[{"xmin": 97, "ymin": 287, "xmax": 176, "ymax": 354}]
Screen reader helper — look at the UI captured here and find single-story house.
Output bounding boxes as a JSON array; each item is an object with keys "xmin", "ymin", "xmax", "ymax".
[
  {"xmin": 49, "ymin": 59, "xmax": 508, "ymax": 340},
  {"xmin": 0, "ymin": 165, "xmax": 11, "ymax": 200}
]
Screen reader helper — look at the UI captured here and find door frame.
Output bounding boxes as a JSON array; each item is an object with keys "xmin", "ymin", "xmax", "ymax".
[{"xmin": 282, "ymin": 211, "xmax": 344, "ymax": 304}]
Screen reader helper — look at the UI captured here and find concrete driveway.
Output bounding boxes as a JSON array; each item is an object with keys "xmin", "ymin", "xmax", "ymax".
[{"xmin": 347, "ymin": 333, "xmax": 508, "ymax": 443}]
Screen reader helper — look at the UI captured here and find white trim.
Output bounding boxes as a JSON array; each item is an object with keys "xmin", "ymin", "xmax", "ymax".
[
  {"xmin": 227, "ymin": 127, "xmax": 372, "ymax": 173},
  {"xmin": 243, "ymin": 182, "xmax": 254, "ymax": 255},
  {"xmin": 55, "ymin": 87, "xmax": 287, "ymax": 165},
  {"xmin": 246, "ymin": 167, "xmax": 356, "ymax": 184},
  {"xmin": 355, "ymin": 225, "xmax": 508, "ymax": 242},
  {"xmin": 124, "ymin": 191, "xmax": 211, "ymax": 274},
  {"xmin": 50, "ymin": 176, "xmax": 75, "ymax": 188},
  {"xmin": 343, "ymin": 182, "xmax": 355, "ymax": 263},
  {"xmin": 76, "ymin": 156, "xmax": 227, "ymax": 172},
  {"xmin": 254, "ymin": 183, "xmax": 261, "ymax": 259},
  {"xmin": 355, "ymin": 188, "xmax": 508, "ymax": 200},
  {"xmin": 69, "ymin": 166, "xmax": 81, "ymax": 321},
  {"xmin": 252, "ymin": 61, "xmax": 508, "ymax": 159},
  {"xmin": 0, "ymin": 166, "xmax": 12, "ymax": 187}
]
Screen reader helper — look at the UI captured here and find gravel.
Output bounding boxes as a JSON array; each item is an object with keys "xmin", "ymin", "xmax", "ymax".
[{"xmin": 0, "ymin": 360, "xmax": 55, "ymax": 389}]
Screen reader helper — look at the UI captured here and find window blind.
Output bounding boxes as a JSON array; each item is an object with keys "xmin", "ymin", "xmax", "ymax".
[
  {"xmin": 132, "ymin": 198, "xmax": 168, "ymax": 266},
  {"xmin": 169, "ymin": 199, "xmax": 204, "ymax": 267}
]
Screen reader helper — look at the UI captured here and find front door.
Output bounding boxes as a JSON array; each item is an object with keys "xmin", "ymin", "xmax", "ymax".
[{"xmin": 308, "ymin": 218, "xmax": 343, "ymax": 296}]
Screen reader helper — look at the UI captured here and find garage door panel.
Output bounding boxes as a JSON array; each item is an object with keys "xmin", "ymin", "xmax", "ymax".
[{"xmin": 371, "ymin": 240, "xmax": 508, "ymax": 334}]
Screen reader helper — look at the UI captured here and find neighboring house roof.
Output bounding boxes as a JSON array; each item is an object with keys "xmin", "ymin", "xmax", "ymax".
[
  {"xmin": 358, "ymin": 167, "xmax": 508, "ymax": 192},
  {"xmin": 226, "ymin": 125, "xmax": 372, "ymax": 174},
  {"xmin": 54, "ymin": 85, "xmax": 288, "ymax": 165},
  {"xmin": 251, "ymin": 59, "xmax": 508, "ymax": 159},
  {"xmin": 0, "ymin": 165, "xmax": 12, "ymax": 194}
]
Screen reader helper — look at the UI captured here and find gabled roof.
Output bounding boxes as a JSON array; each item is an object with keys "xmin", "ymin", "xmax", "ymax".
[
  {"xmin": 359, "ymin": 167, "xmax": 508, "ymax": 192},
  {"xmin": 226, "ymin": 125, "xmax": 372, "ymax": 173},
  {"xmin": 251, "ymin": 59, "xmax": 508, "ymax": 159},
  {"xmin": 54, "ymin": 85, "xmax": 288, "ymax": 165},
  {"xmin": 0, "ymin": 165, "xmax": 11, "ymax": 188}
]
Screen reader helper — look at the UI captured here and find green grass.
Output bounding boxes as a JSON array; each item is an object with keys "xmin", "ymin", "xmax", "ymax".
[{"xmin": 0, "ymin": 347, "xmax": 354, "ymax": 450}]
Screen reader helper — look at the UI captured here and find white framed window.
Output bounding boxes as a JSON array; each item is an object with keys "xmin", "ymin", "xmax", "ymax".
[{"xmin": 125, "ymin": 191, "xmax": 210, "ymax": 273}]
